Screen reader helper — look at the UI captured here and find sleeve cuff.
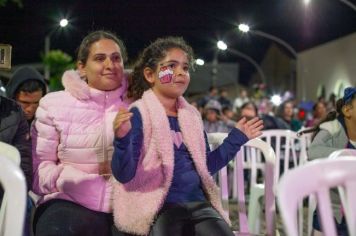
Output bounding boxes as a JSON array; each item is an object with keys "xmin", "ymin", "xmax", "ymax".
[{"xmin": 230, "ymin": 127, "xmax": 249, "ymax": 145}]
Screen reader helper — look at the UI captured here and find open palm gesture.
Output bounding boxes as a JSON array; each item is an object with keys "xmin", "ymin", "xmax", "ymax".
[{"xmin": 235, "ymin": 117, "xmax": 264, "ymax": 139}]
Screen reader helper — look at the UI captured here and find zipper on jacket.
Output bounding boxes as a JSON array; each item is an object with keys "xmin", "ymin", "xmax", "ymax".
[{"xmin": 99, "ymin": 92, "xmax": 109, "ymax": 210}]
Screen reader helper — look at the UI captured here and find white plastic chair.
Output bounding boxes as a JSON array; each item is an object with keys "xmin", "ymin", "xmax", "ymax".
[
  {"xmin": 260, "ymin": 130, "xmax": 308, "ymax": 180},
  {"xmin": 277, "ymin": 157, "xmax": 356, "ymax": 236},
  {"xmin": 0, "ymin": 144, "xmax": 27, "ymax": 236},
  {"xmin": 0, "ymin": 141, "xmax": 21, "ymax": 165},
  {"xmin": 306, "ymin": 149, "xmax": 356, "ymax": 236},
  {"xmin": 0, "ymin": 141, "xmax": 21, "ymax": 233},
  {"xmin": 256, "ymin": 129, "xmax": 310, "ymax": 234},
  {"xmin": 208, "ymin": 133, "xmax": 276, "ymax": 235}
]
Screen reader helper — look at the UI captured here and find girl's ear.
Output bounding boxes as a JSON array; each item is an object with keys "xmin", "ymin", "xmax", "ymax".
[
  {"xmin": 77, "ymin": 61, "xmax": 86, "ymax": 78},
  {"xmin": 342, "ymin": 104, "xmax": 352, "ymax": 118},
  {"xmin": 143, "ymin": 67, "xmax": 155, "ymax": 84}
]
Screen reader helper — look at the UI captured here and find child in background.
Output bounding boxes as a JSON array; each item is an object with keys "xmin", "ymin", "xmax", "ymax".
[
  {"xmin": 111, "ymin": 37, "xmax": 263, "ymax": 236},
  {"xmin": 306, "ymin": 87, "xmax": 356, "ymax": 235}
]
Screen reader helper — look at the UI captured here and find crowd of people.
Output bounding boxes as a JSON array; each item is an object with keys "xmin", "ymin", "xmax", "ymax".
[
  {"xmin": 192, "ymin": 86, "xmax": 336, "ymax": 136},
  {"xmin": 0, "ymin": 29, "xmax": 354, "ymax": 236}
]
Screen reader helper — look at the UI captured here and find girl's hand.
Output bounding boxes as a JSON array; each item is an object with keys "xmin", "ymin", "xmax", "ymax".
[
  {"xmin": 235, "ymin": 117, "xmax": 264, "ymax": 139},
  {"xmin": 113, "ymin": 108, "xmax": 133, "ymax": 138}
]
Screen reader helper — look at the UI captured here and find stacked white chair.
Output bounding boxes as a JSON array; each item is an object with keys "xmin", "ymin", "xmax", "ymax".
[
  {"xmin": 0, "ymin": 141, "xmax": 27, "ymax": 236},
  {"xmin": 208, "ymin": 133, "xmax": 276, "ymax": 235},
  {"xmin": 277, "ymin": 157, "xmax": 356, "ymax": 236}
]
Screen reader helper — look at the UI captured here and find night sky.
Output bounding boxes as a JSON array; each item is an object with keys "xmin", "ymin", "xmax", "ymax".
[{"xmin": 1, "ymin": 0, "xmax": 356, "ymax": 83}]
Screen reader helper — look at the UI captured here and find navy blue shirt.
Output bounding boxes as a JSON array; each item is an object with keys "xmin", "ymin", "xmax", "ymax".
[{"xmin": 112, "ymin": 107, "xmax": 248, "ymax": 203}]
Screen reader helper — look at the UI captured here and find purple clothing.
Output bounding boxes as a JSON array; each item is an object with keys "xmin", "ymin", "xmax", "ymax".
[{"xmin": 112, "ymin": 107, "xmax": 248, "ymax": 203}]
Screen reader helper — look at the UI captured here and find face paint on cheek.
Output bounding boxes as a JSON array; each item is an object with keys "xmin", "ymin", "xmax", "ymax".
[{"xmin": 158, "ymin": 66, "xmax": 174, "ymax": 84}]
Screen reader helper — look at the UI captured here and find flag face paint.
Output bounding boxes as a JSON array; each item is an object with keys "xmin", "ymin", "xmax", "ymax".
[{"xmin": 158, "ymin": 66, "xmax": 173, "ymax": 84}]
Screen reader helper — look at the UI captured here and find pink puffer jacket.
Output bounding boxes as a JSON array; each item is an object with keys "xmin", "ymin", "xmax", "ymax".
[{"xmin": 32, "ymin": 70, "xmax": 130, "ymax": 213}]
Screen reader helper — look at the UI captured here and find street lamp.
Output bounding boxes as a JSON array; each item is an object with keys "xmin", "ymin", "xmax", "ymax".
[
  {"xmin": 237, "ymin": 23, "xmax": 300, "ymax": 98},
  {"xmin": 217, "ymin": 40, "xmax": 227, "ymax": 51},
  {"xmin": 195, "ymin": 58, "xmax": 205, "ymax": 66},
  {"xmin": 217, "ymin": 40, "xmax": 266, "ymax": 84},
  {"xmin": 44, "ymin": 18, "xmax": 69, "ymax": 79},
  {"xmin": 238, "ymin": 23, "xmax": 297, "ymax": 58},
  {"xmin": 303, "ymin": 0, "xmax": 356, "ymax": 11},
  {"xmin": 338, "ymin": 0, "xmax": 356, "ymax": 11}
]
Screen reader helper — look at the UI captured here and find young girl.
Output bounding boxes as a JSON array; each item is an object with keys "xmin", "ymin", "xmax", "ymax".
[
  {"xmin": 111, "ymin": 37, "xmax": 263, "ymax": 236},
  {"xmin": 303, "ymin": 87, "xmax": 356, "ymax": 235},
  {"xmin": 308, "ymin": 87, "xmax": 356, "ymax": 160}
]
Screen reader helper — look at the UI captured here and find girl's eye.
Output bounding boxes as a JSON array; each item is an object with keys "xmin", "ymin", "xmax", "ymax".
[
  {"xmin": 183, "ymin": 66, "xmax": 190, "ymax": 72},
  {"xmin": 168, "ymin": 63, "xmax": 176, "ymax": 69}
]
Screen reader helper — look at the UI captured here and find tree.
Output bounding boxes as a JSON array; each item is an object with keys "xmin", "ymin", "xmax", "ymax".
[
  {"xmin": 0, "ymin": 0, "xmax": 22, "ymax": 7},
  {"xmin": 42, "ymin": 50, "xmax": 74, "ymax": 91}
]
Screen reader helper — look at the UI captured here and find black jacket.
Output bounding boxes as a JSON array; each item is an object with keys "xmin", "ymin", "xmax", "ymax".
[{"xmin": 0, "ymin": 96, "xmax": 32, "ymax": 190}]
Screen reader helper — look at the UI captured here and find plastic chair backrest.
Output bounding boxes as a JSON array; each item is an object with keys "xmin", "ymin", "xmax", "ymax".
[
  {"xmin": 260, "ymin": 129, "xmax": 307, "ymax": 184},
  {"xmin": 329, "ymin": 149, "xmax": 356, "ymax": 159},
  {"xmin": 207, "ymin": 133, "xmax": 276, "ymax": 235},
  {"xmin": 0, "ymin": 155, "xmax": 27, "ymax": 236},
  {"xmin": 277, "ymin": 157, "xmax": 356, "ymax": 236},
  {"xmin": 0, "ymin": 141, "xmax": 21, "ymax": 165},
  {"xmin": 329, "ymin": 149, "xmax": 356, "ymax": 216},
  {"xmin": 0, "ymin": 141, "xmax": 22, "ymax": 235}
]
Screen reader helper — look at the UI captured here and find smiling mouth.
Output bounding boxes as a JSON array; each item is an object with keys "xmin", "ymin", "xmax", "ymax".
[{"xmin": 174, "ymin": 80, "xmax": 185, "ymax": 84}]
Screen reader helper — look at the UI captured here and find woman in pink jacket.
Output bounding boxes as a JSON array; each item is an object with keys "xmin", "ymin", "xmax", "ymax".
[{"xmin": 31, "ymin": 30, "xmax": 130, "ymax": 236}]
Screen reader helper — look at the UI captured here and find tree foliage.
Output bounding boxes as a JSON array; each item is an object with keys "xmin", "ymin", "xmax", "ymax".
[
  {"xmin": 0, "ymin": 0, "xmax": 23, "ymax": 7},
  {"xmin": 43, "ymin": 50, "xmax": 75, "ymax": 91}
]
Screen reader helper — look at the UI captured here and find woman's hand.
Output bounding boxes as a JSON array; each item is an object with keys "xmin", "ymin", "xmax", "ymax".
[
  {"xmin": 235, "ymin": 117, "xmax": 264, "ymax": 139},
  {"xmin": 113, "ymin": 108, "xmax": 133, "ymax": 138}
]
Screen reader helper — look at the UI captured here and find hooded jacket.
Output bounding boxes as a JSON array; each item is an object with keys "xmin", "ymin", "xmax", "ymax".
[
  {"xmin": 308, "ymin": 118, "xmax": 353, "ymax": 160},
  {"xmin": 6, "ymin": 66, "xmax": 46, "ymax": 99},
  {"xmin": 32, "ymin": 70, "xmax": 130, "ymax": 213},
  {"xmin": 0, "ymin": 96, "xmax": 32, "ymax": 189}
]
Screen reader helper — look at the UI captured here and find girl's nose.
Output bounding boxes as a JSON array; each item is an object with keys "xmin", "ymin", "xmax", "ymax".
[{"xmin": 175, "ymin": 66, "xmax": 187, "ymax": 76}]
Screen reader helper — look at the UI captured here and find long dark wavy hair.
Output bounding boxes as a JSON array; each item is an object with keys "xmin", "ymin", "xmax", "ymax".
[{"xmin": 127, "ymin": 36, "xmax": 194, "ymax": 101}]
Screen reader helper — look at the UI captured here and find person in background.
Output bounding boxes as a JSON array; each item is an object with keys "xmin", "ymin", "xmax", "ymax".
[
  {"xmin": 218, "ymin": 88, "xmax": 232, "ymax": 109},
  {"xmin": 6, "ymin": 66, "xmax": 47, "ymax": 126},
  {"xmin": 203, "ymin": 99, "xmax": 234, "ymax": 133},
  {"xmin": 197, "ymin": 86, "xmax": 219, "ymax": 108},
  {"xmin": 238, "ymin": 102, "xmax": 258, "ymax": 121},
  {"xmin": 31, "ymin": 30, "xmax": 130, "ymax": 236},
  {"xmin": 308, "ymin": 87, "xmax": 356, "ymax": 159},
  {"xmin": 233, "ymin": 89, "xmax": 249, "ymax": 113},
  {"xmin": 306, "ymin": 101, "xmax": 327, "ymax": 128},
  {"xmin": 0, "ymin": 95, "xmax": 32, "ymax": 235},
  {"xmin": 306, "ymin": 87, "xmax": 356, "ymax": 236},
  {"xmin": 111, "ymin": 36, "xmax": 263, "ymax": 236},
  {"xmin": 222, "ymin": 106, "xmax": 236, "ymax": 122},
  {"xmin": 276, "ymin": 100, "xmax": 302, "ymax": 131}
]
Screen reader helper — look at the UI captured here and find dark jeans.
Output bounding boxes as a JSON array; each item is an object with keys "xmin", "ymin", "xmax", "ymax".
[
  {"xmin": 313, "ymin": 210, "xmax": 348, "ymax": 236},
  {"xmin": 33, "ymin": 199, "xmax": 123, "ymax": 236},
  {"xmin": 148, "ymin": 201, "xmax": 234, "ymax": 236}
]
